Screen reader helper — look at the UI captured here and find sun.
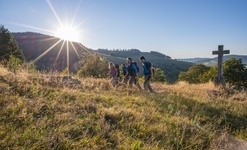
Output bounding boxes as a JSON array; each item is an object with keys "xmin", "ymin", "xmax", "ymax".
[{"xmin": 55, "ymin": 25, "xmax": 80, "ymax": 42}]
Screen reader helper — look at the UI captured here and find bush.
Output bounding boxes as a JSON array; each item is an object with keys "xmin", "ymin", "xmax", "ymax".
[
  {"xmin": 22, "ymin": 61, "xmax": 37, "ymax": 73},
  {"xmin": 178, "ymin": 64, "xmax": 209, "ymax": 84},
  {"xmin": 7, "ymin": 54, "xmax": 22, "ymax": 73},
  {"xmin": 152, "ymin": 68, "xmax": 167, "ymax": 82},
  {"xmin": 77, "ymin": 54, "xmax": 109, "ymax": 78},
  {"xmin": 199, "ymin": 66, "xmax": 217, "ymax": 83},
  {"xmin": 223, "ymin": 58, "xmax": 247, "ymax": 87}
]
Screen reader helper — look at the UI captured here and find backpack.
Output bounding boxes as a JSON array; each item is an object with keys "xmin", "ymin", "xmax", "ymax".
[
  {"xmin": 127, "ymin": 63, "xmax": 138, "ymax": 76},
  {"xmin": 133, "ymin": 61, "xmax": 139, "ymax": 73},
  {"xmin": 144, "ymin": 61, "xmax": 154, "ymax": 74},
  {"xmin": 123, "ymin": 67, "xmax": 128, "ymax": 76}
]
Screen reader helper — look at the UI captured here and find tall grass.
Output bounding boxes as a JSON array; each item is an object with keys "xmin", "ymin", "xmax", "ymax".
[{"xmin": 0, "ymin": 66, "xmax": 246, "ymax": 149}]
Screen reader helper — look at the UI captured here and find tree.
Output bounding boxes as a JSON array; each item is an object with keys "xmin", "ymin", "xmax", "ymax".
[
  {"xmin": 178, "ymin": 71, "xmax": 188, "ymax": 82},
  {"xmin": 178, "ymin": 64, "xmax": 209, "ymax": 84},
  {"xmin": 152, "ymin": 68, "xmax": 167, "ymax": 82},
  {"xmin": 77, "ymin": 54, "xmax": 109, "ymax": 78},
  {"xmin": 0, "ymin": 25, "xmax": 24, "ymax": 62},
  {"xmin": 223, "ymin": 58, "xmax": 247, "ymax": 87},
  {"xmin": 199, "ymin": 66, "xmax": 217, "ymax": 83}
]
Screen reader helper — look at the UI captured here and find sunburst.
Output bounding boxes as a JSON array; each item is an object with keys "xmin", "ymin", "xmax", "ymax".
[
  {"xmin": 55, "ymin": 25, "xmax": 80, "ymax": 42},
  {"xmin": 11, "ymin": 0, "xmax": 90, "ymax": 75}
]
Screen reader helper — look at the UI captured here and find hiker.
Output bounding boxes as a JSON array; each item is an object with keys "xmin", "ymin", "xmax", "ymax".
[
  {"xmin": 115, "ymin": 64, "xmax": 120, "ymax": 78},
  {"xmin": 109, "ymin": 62, "xmax": 118, "ymax": 87},
  {"xmin": 140, "ymin": 56, "xmax": 154, "ymax": 93},
  {"xmin": 124, "ymin": 57, "xmax": 142, "ymax": 89},
  {"xmin": 121, "ymin": 64, "xmax": 128, "ymax": 84}
]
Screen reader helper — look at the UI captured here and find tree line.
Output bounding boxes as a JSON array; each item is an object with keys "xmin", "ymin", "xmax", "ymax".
[{"xmin": 178, "ymin": 59, "xmax": 247, "ymax": 87}]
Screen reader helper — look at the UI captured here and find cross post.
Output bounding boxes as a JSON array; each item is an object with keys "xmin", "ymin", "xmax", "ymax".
[{"xmin": 212, "ymin": 45, "xmax": 230, "ymax": 87}]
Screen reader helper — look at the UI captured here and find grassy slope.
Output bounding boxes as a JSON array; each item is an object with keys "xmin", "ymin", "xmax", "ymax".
[{"xmin": 0, "ymin": 66, "xmax": 247, "ymax": 149}]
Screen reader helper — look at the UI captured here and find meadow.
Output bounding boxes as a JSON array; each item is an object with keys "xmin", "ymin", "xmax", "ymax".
[{"xmin": 0, "ymin": 66, "xmax": 246, "ymax": 149}]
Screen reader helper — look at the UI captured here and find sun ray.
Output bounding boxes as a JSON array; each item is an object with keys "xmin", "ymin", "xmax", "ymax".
[
  {"xmin": 70, "ymin": 0, "xmax": 82, "ymax": 27},
  {"xmin": 40, "ymin": 37, "xmax": 60, "ymax": 42},
  {"xmin": 66, "ymin": 40, "xmax": 70, "ymax": 75},
  {"xmin": 54, "ymin": 40, "xmax": 66, "ymax": 67},
  {"xmin": 33, "ymin": 39, "xmax": 62, "ymax": 63},
  {"xmin": 75, "ymin": 42, "xmax": 92, "ymax": 54},
  {"xmin": 74, "ymin": 20, "xmax": 88, "ymax": 30},
  {"xmin": 11, "ymin": 22, "xmax": 56, "ymax": 34},
  {"xmin": 26, "ymin": 36, "xmax": 61, "ymax": 45},
  {"xmin": 70, "ymin": 41, "xmax": 81, "ymax": 60},
  {"xmin": 46, "ymin": 0, "xmax": 63, "ymax": 26}
]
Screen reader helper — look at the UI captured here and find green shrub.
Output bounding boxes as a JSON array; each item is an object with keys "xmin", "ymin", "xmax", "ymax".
[
  {"xmin": 77, "ymin": 54, "xmax": 109, "ymax": 78},
  {"xmin": 152, "ymin": 68, "xmax": 167, "ymax": 82},
  {"xmin": 7, "ymin": 54, "xmax": 22, "ymax": 73},
  {"xmin": 223, "ymin": 58, "xmax": 247, "ymax": 87},
  {"xmin": 178, "ymin": 64, "xmax": 209, "ymax": 84}
]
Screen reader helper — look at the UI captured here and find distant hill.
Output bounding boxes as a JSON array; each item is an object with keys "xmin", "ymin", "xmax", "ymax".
[
  {"xmin": 13, "ymin": 32, "xmax": 90, "ymax": 72},
  {"xmin": 13, "ymin": 32, "xmax": 192, "ymax": 82},
  {"xmin": 178, "ymin": 55, "xmax": 247, "ymax": 66}
]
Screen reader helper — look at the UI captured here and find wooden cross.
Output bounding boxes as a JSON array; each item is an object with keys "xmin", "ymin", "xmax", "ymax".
[{"xmin": 212, "ymin": 45, "xmax": 230, "ymax": 86}]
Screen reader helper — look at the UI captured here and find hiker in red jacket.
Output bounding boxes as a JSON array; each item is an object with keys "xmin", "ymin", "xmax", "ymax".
[{"xmin": 109, "ymin": 62, "xmax": 118, "ymax": 87}]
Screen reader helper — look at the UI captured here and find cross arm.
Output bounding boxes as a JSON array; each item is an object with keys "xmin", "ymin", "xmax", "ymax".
[
  {"xmin": 223, "ymin": 50, "xmax": 230, "ymax": 54},
  {"xmin": 212, "ymin": 51, "xmax": 219, "ymax": 55}
]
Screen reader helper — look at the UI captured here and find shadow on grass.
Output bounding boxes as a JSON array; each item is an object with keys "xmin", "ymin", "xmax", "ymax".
[{"xmin": 155, "ymin": 93, "xmax": 247, "ymax": 132}]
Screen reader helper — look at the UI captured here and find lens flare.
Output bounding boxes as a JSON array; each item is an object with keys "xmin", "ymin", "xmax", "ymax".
[{"xmin": 10, "ymin": 0, "xmax": 90, "ymax": 75}]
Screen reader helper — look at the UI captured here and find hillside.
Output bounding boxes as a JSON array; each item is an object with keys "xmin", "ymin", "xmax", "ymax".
[
  {"xmin": 13, "ymin": 32, "xmax": 90, "ymax": 72},
  {"xmin": 13, "ymin": 32, "xmax": 193, "ymax": 83},
  {"xmin": 179, "ymin": 55, "xmax": 247, "ymax": 66},
  {"xmin": 0, "ymin": 65, "xmax": 247, "ymax": 149}
]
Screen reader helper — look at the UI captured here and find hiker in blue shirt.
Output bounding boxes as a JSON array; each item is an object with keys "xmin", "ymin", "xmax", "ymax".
[
  {"xmin": 124, "ymin": 57, "xmax": 141, "ymax": 89},
  {"xmin": 140, "ymin": 56, "xmax": 154, "ymax": 93}
]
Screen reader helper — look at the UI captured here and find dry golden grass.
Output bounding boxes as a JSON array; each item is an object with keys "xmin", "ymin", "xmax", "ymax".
[
  {"xmin": 0, "ymin": 66, "xmax": 246, "ymax": 149},
  {"xmin": 161, "ymin": 81, "xmax": 218, "ymax": 102},
  {"xmin": 0, "ymin": 66, "xmax": 9, "ymax": 76}
]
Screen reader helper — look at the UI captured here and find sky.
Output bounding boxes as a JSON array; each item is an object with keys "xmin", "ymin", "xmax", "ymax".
[{"xmin": 0, "ymin": 0, "xmax": 247, "ymax": 58}]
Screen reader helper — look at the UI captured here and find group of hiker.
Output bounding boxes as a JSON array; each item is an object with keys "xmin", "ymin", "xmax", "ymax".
[{"xmin": 109, "ymin": 56, "xmax": 154, "ymax": 93}]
